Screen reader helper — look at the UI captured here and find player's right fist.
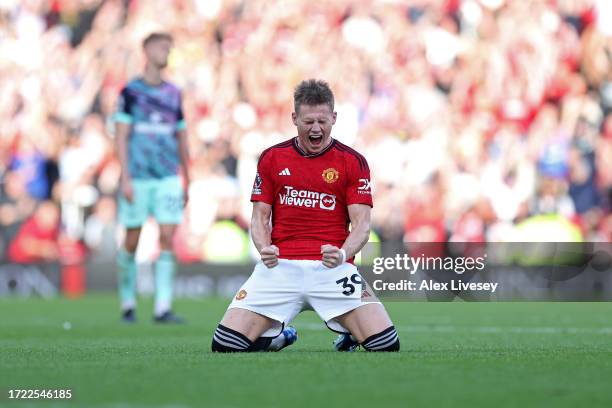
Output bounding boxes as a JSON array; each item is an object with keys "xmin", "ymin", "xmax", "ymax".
[{"xmin": 260, "ymin": 245, "xmax": 279, "ymax": 268}]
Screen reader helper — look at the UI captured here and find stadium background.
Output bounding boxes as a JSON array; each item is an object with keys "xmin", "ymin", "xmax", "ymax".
[
  {"xmin": 1, "ymin": 1, "xmax": 612, "ymax": 407},
  {"xmin": 2, "ymin": 0, "xmax": 612, "ymax": 266}
]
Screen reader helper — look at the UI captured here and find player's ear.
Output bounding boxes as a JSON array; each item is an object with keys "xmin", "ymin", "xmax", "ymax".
[
  {"xmin": 291, "ymin": 111, "xmax": 298, "ymax": 126},
  {"xmin": 332, "ymin": 111, "xmax": 337, "ymax": 125}
]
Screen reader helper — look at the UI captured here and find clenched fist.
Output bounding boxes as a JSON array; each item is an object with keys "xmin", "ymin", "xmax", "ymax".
[
  {"xmin": 321, "ymin": 244, "xmax": 346, "ymax": 269},
  {"xmin": 260, "ymin": 245, "xmax": 280, "ymax": 268}
]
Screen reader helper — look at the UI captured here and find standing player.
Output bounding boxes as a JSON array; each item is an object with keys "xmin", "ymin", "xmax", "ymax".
[
  {"xmin": 211, "ymin": 79, "xmax": 399, "ymax": 352},
  {"xmin": 114, "ymin": 33, "xmax": 190, "ymax": 323}
]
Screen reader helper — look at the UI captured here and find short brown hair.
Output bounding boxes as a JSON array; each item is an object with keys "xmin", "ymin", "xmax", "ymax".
[
  {"xmin": 142, "ymin": 32, "xmax": 173, "ymax": 48},
  {"xmin": 293, "ymin": 79, "xmax": 335, "ymax": 114}
]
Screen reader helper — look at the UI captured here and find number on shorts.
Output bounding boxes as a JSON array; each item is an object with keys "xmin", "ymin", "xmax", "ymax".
[{"xmin": 335, "ymin": 273, "xmax": 362, "ymax": 296}]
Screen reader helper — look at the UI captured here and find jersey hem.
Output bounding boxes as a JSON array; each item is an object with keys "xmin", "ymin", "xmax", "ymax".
[
  {"xmin": 276, "ymin": 256, "xmax": 355, "ymax": 265},
  {"xmin": 250, "ymin": 197, "xmax": 273, "ymax": 205},
  {"xmin": 347, "ymin": 200, "xmax": 374, "ymax": 208}
]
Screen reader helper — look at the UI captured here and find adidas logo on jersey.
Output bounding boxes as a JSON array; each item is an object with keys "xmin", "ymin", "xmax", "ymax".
[{"xmin": 278, "ymin": 168, "xmax": 291, "ymax": 176}]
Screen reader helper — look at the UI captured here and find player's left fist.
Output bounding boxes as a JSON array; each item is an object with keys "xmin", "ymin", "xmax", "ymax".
[
  {"xmin": 321, "ymin": 245, "xmax": 346, "ymax": 269},
  {"xmin": 260, "ymin": 245, "xmax": 280, "ymax": 269}
]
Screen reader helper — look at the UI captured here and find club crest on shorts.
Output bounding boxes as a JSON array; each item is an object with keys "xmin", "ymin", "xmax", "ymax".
[
  {"xmin": 235, "ymin": 289, "xmax": 247, "ymax": 300},
  {"xmin": 322, "ymin": 168, "xmax": 339, "ymax": 183}
]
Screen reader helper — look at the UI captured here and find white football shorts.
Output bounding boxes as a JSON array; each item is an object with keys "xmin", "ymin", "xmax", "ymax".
[{"xmin": 227, "ymin": 259, "xmax": 380, "ymax": 337}]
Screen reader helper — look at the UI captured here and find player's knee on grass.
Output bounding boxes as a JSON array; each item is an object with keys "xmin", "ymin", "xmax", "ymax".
[
  {"xmin": 211, "ymin": 324, "xmax": 272, "ymax": 352},
  {"xmin": 361, "ymin": 326, "xmax": 400, "ymax": 352}
]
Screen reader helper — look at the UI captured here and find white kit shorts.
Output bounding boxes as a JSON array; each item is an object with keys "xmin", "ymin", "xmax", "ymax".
[{"xmin": 228, "ymin": 259, "xmax": 380, "ymax": 337}]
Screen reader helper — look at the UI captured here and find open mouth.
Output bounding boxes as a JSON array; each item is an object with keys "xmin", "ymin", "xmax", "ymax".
[{"xmin": 309, "ymin": 135, "xmax": 323, "ymax": 146}]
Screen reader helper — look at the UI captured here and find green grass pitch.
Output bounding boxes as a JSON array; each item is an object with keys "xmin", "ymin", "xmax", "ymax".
[{"xmin": 1, "ymin": 296, "xmax": 612, "ymax": 408}]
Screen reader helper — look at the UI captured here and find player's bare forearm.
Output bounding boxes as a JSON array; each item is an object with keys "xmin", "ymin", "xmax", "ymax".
[
  {"xmin": 251, "ymin": 202, "xmax": 273, "ymax": 253},
  {"xmin": 177, "ymin": 129, "xmax": 191, "ymax": 185},
  {"xmin": 321, "ymin": 204, "xmax": 371, "ymax": 268},
  {"xmin": 251, "ymin": 201, "xmax": 279, "ymax": 268},
  {"xmin": 116, "ymin": 122, "xmax": 135, "ymax": 202},
  {"xmin": 177, "ymin": 129, "xmax": 191, "ymax": 205},
  {"xmin": 115, "ymin": 123, "xmax": 131, "ymax": 182},
  {"xmin": 342, "ymin": 204, "xmax": 371, "ymax": 259}
]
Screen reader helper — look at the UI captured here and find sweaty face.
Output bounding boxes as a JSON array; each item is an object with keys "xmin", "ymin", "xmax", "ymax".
[
  {"xmin": 292, "ymin": 104, "xmax": 336, "ymax": 155},
  {"xmin": 145, "ymin": 39, "xmax": 172, "ymax": 69}
]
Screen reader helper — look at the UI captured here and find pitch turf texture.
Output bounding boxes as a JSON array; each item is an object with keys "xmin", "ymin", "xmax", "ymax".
[{"xmin": 1, "ymin": 297, "xmax": 612, "ymax": 408}]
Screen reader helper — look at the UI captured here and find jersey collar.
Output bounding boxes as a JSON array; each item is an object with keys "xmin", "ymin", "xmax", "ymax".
[{"xmin": 292, "ymin": 137, "xmax": 336, "ymax": 158}]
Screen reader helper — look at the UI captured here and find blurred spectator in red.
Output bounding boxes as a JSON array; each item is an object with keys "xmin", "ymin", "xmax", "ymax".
[{"xmin": 7, "ymin": 200, "xmax": 61, "ymax": 263}]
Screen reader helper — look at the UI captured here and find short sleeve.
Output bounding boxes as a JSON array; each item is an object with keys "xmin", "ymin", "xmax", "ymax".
[
  {"xmin": 250, "ymin": 150, "xmax": 274, "ymax": 205},
  {"xmin": 346, "ymin": 154, "xmax": 373, "ymax": 207},
  {"xmin": 114, "ymin": 87, "xmax": 133, "ymax": 124}
]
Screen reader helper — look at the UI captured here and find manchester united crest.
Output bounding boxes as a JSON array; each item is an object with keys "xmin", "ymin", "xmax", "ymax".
[
  {"xmin": 322, "ymin": 168, "xmax": 339, "ymax": 183},
  {"xmin": 235, "ymin": 289, "xmax": 247, "ymax": 300}
]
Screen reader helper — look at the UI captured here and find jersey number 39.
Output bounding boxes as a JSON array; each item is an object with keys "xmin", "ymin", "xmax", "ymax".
[{"xmin": 335, "ymin": 274, "xmax": 362, "ymax": 296}]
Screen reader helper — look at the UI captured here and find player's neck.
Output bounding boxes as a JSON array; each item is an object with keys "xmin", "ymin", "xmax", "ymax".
[{"xmin": 143, "ymin": 64, "xmax": 164, "ymax": 87}]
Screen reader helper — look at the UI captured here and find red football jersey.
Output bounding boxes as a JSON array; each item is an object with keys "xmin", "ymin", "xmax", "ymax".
[{"xmin": 250, "ymin": 137, "xmax": 373, "ymax": 261}]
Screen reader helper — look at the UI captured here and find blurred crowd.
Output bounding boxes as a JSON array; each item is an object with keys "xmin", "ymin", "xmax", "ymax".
[{"xmin": 0, "ymin": 0, "xmax": 611, "ymax": 265}]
